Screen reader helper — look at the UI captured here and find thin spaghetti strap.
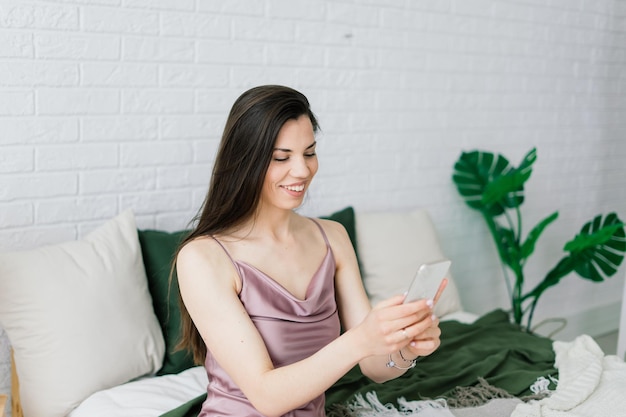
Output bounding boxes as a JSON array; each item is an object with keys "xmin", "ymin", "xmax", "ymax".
[
  {"xmin": 211, "ymin": 236, "xmax": 239, "ymax": 270},
  {"xmin": 309, "ymin": 218, "xmax": 331, "ymax": 248}
]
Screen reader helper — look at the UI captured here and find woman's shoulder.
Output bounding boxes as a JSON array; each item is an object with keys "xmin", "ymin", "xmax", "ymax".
[
  {"xmin": 177, "ymin": 235, "xmax": 242, "ymax": 291},
  {"xmin": 178, "ymin": 234, "xmax": 217, "ymax": 255},
  {"xmin": 177, "ymin": 235, "xmax": 231, "ymax": 272},
  {"xmin": 309, "ymin": 216, "xmax": 351, "ymax": 248},
  {"xmin": 312, "ymin": 216, "xmax": 348, "ymax": 235}
]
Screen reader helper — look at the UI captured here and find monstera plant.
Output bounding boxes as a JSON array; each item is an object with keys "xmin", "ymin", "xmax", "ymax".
[{"xmin": 452, "ymin": 148, "xmax": 626, "ymax": 330}]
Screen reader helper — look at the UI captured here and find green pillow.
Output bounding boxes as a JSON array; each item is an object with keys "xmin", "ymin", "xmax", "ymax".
[
  {"xmin": 138, "ymin": 206, "xmax": 359, "ymax": 376},
  {"xmin": 138, "ymin": 229, "xmax": 194, "ymax": 375}
]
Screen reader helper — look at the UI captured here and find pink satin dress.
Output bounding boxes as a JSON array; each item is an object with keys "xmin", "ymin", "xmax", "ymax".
[{"xmin": 199, "ymin": 219, "xmax": 341, "ymax": 417}]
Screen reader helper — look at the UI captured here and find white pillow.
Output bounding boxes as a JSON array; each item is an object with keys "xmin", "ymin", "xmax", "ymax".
[
  {"xmin": 356, "ymin": 209, "xmax": 463, "ymax": 318},
  {"xmin": 0, "ymin": 209, "xmax": 165, "ymax": 417}
]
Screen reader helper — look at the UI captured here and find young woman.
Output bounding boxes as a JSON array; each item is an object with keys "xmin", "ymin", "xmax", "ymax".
[{"xmin": 175, "ymin": 85, "xmax": 443, "ymax": 417}]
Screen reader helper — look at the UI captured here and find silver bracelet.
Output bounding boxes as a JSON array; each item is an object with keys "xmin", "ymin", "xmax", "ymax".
[
  {"xmin": 399, "ymin": 348, "xmax": 419, "ymax": 363},
  {"xmin": 386, "ymin": 351, "xmax": 416, "ymax": 370}
]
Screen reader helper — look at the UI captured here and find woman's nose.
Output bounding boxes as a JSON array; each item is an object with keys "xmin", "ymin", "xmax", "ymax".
[{"xmin": 290, "ymin": 156, "xmax": 310, "ymax": 177}]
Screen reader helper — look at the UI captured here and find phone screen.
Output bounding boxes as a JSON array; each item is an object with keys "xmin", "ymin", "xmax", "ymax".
[{"xmin": 403, "ymin": 260, "xmax": 451, "ymax": 304}]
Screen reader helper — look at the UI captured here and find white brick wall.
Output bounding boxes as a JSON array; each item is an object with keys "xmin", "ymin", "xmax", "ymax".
[{"xmin": 1, "ymin": 0, "xmax": 626, "ymax": 409}]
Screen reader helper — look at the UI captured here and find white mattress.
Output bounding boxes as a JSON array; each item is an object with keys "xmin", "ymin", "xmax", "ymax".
[{"xmin": 69, "ymin": 366, "xmax": 208, "ymax": 417}]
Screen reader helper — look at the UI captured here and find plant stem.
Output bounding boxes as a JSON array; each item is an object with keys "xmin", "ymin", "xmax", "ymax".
[
  {"xmin": 483, "ymin": 209, "xmax": 525, "ymax": 325},
  {"xmin": 526, "ymin": 296, "xmax": 539, "ymax": 330},
  {"xmin": 503, "ymin": 208, "xmax": 517, "ymax": 238},
  {"xmin": 512, "ymin": 267, "xmax": 524, "ymax": 325}
]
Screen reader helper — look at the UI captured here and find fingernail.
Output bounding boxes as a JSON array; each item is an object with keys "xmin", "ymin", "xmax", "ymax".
[
  {"xmin": 410, "ymin": 341, "xmax": 416, "ymax": 347},
  {"xmin": 426, "ymin": 299, "xmax": 434, "ymax": 308},
  {"xmin": 431, "ymin": 314, "xmax": 437, "ymax": 321}
]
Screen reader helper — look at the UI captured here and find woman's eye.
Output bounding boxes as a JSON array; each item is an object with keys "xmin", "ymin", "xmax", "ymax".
[
  {"xmin": 273, "ymin": 157, "xmax": 288, "ymax": 162},
  {"xmin": 305, "ymin": 152, "xmax": 316, "ymax": 158}
]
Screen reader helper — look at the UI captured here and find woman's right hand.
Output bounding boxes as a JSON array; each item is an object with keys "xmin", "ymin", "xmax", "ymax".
[{"xmin": 353, "ymin": 294, "xmax": 436, "ymax": 358}]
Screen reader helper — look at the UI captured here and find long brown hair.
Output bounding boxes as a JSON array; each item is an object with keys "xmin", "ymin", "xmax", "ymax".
[{"xmin": 174, "ymin": 85, "xmax": 320, "ymax": 364}]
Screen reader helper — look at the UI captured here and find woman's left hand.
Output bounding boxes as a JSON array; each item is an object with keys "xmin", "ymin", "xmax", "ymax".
[{"xmin": 403, "ymin": 315, "xmax": 441, "ymax": 357}]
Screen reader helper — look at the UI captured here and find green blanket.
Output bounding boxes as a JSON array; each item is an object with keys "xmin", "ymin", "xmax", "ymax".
[{"xmin": 161, "ymin": 310, "xmax": 557, "ymax": 417}]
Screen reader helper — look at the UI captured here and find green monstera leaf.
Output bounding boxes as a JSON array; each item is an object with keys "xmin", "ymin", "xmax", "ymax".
[
  {"xmin": 527, "ymin": 212, "xmax": 626, "ymax": 300},
  {"xmin": 565, "ymin": 212, "xmax": 626, "ymax": 282},
  {"xmin": 452, "ymin": 148, "xmax": 536, "ymax": 217},
  {"xmin": 520, "ymin": 211, "xmax": 559, "ymax": 261}
]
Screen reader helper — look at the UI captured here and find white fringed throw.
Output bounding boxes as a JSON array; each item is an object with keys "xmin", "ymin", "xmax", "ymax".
[
  {"xmin": 512, "ymin": 335, "xmax": 626, "ymax": 417},
  {"xmin": 342, "ymin": 392, "xmax": 455, "ymax": 417}
]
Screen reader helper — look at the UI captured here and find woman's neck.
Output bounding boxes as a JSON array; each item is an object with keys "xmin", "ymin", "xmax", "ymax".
[{"xmin": 235, "ymin": 206, "xmax": 298, "ymax": 242}]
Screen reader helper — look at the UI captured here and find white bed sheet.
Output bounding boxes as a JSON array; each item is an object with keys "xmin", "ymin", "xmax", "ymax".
[
  {"xmin": 69, "ymin": 366, "xmax": 207, "ymax": 417},
  {"xmin": 439, "ymin": 311, "xmax": 477, "ymax": 324}
]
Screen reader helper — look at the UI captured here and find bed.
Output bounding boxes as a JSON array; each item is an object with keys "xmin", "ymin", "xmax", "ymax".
[
  {"xmin": 66, "ymin": 311, "xmax": 626, "ymax": 417},
  {"xmin": 1, "ymin": 207, "xmax": 625, "ymax": 417}
]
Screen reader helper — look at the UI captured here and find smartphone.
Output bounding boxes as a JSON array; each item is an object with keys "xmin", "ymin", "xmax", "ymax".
[{"xmin": 403, "ymin": 260, "xmax": 451, "ymax": 304}]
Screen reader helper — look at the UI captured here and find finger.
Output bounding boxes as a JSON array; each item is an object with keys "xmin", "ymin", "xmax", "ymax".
[
  {"xmin": 407, "ymin": 337, "xmax": 441, "ymax": 356},
  {"xmin": 399, "ymin": 313, "xmax": 438, "ymax": 341},
  {"xmin": 382, "ymin": 300, "xmax": 434, "ymax": 337},
  {"xmin": 397, "ymin": 328, "xmax": 411, "ymax": 343},
  {"xmin": 403, "ymin": 298, "xmax": 434, "ymax": 322},
  {"xmin": 372, "ymin": 294, "xmax": 408, "ymax": 310},
  {"xmin": 403, "ymin": 297, "xmax": 434, "ymax": 310},
  {"xmin": 408, "ymin": 326, "xmax": 441, "ymax": 348},
  {"xmin": 432, "ymin": 278, "xmax": 448, "ymax": 305},
  {"xmin": 376, "ymin": 298, "xmax": 436, "ymax": 336},
  {"xmin": 411, "ymin": 322, "xmax": 441, "ymax": 340}
]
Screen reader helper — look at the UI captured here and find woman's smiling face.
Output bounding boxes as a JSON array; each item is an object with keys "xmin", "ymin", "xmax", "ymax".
[{"xmin": 260, "ymin": 115, "xmax": 318, "ymax": 211}]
